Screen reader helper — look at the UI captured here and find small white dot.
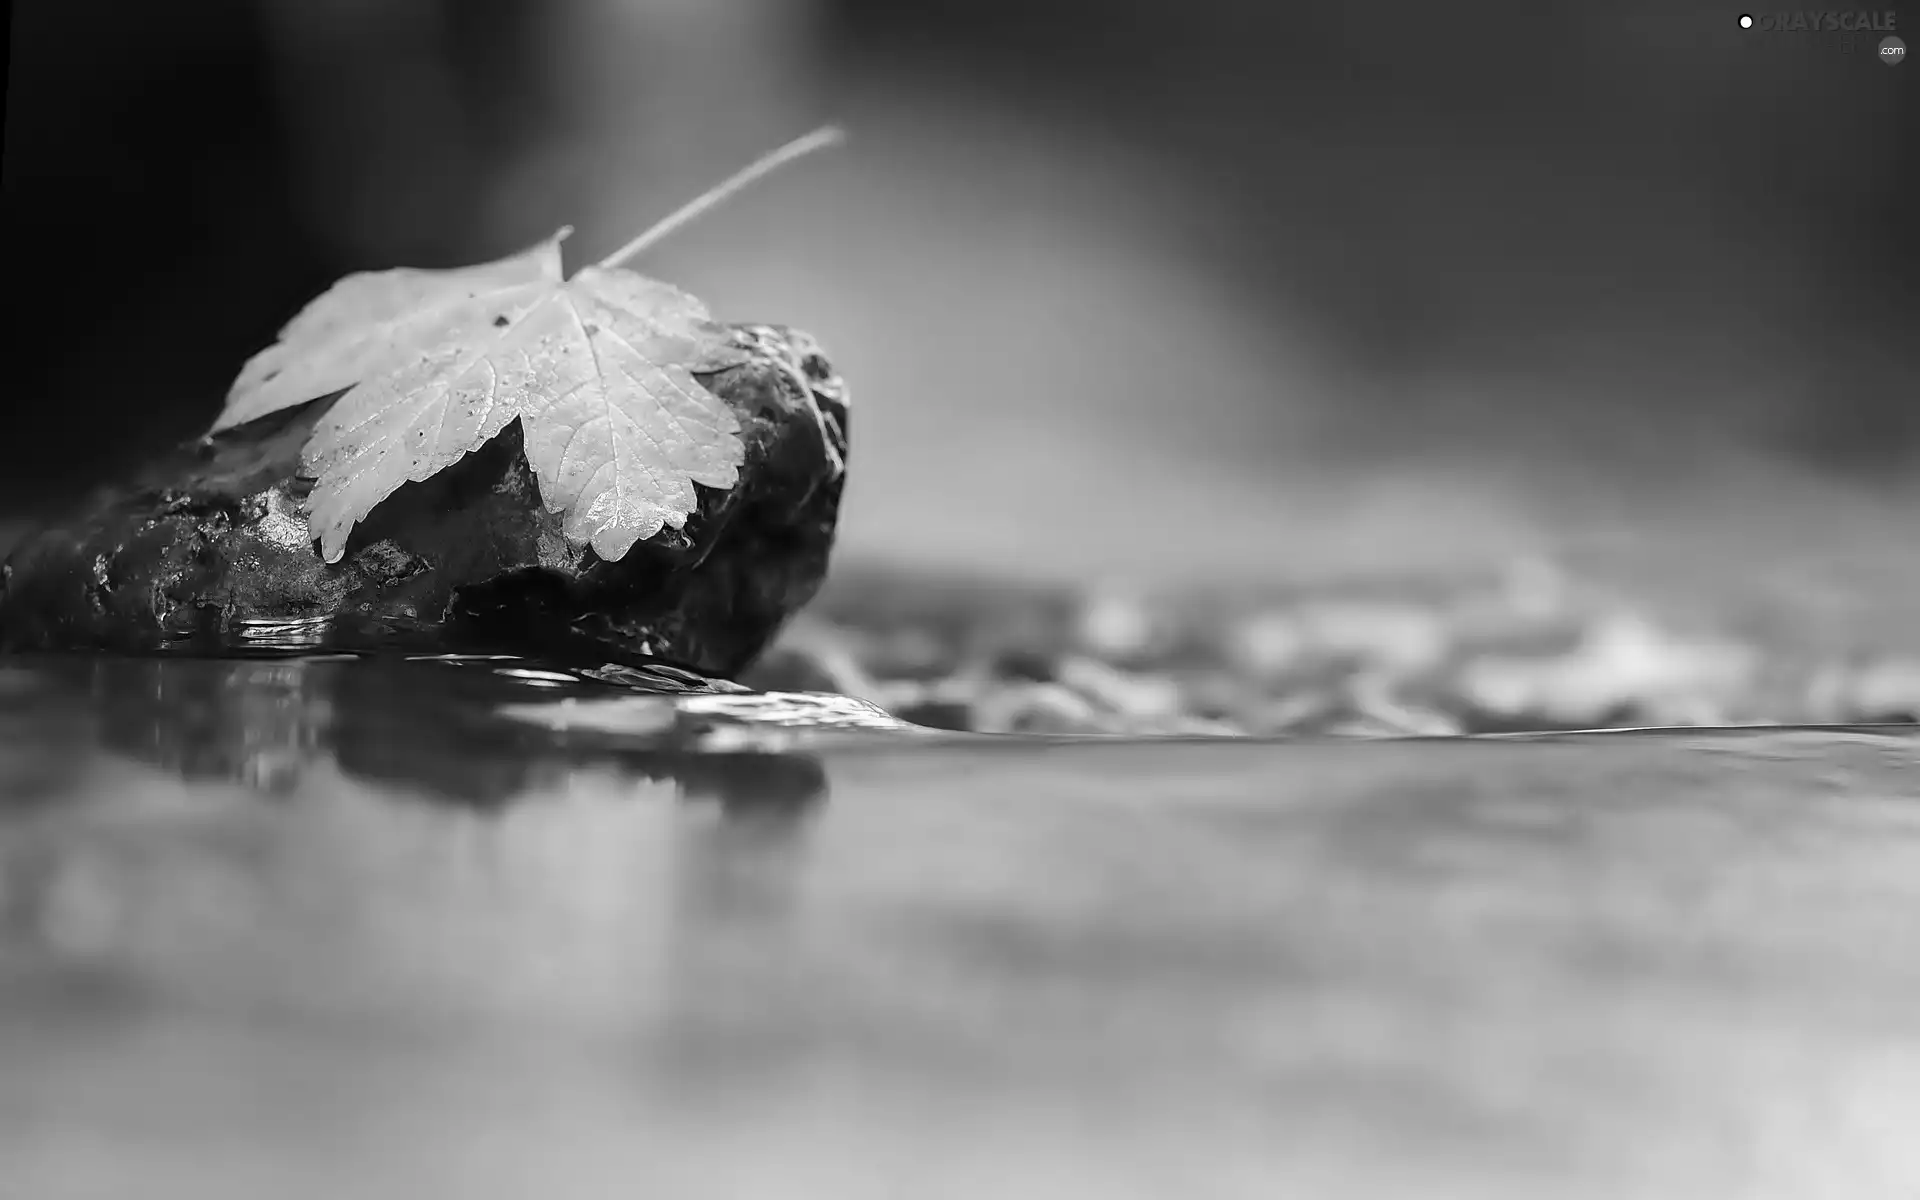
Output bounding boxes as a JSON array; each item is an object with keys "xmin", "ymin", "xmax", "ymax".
[{"xmin": 1739, "ymin": 14, "xmax": 1753, "ymax": 28}]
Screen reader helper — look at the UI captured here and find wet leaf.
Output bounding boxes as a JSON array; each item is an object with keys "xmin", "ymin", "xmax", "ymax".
[{"xmin": 212, "ymin": 230, "xmax": 748, "ymax": 564}]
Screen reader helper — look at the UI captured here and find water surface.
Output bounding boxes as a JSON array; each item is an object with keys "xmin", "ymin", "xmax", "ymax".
[{"xmin": 3, "ymin": 656, "xmax": 1918, "ymax": 1199}]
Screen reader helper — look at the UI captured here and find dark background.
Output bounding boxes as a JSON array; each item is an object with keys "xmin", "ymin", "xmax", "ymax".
[{"xmin": 4, "ymin": 0, "xmax": 1915, "ymax": 577}]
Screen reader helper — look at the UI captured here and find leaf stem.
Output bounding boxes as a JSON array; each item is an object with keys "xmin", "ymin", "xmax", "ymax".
[{"xmin": 594, "ymin": 125, "xmax": 846, "ymax": 272}]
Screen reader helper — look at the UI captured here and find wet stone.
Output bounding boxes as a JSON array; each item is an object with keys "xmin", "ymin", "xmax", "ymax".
[{"xmin": 0, "ymin": 325, "xmax": 850, "ymax": 679}]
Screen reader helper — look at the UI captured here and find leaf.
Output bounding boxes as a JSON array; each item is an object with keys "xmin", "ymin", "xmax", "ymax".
[
  {"xmin": 213, "ymin": 236, "xmax": 568, "ymax": 433},
  {"xmin": 214, "ymin": 126, "xmax": 846, "ymax": 566},
  {"xmin": 213, "ymin": 230, "xmax": 751, "ymax": 565}
]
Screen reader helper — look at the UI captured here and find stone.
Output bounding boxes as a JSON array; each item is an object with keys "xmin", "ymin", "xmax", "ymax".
[
  {"xmin": 975, "ymin": 681, "xmax": 1109, "ymax": 735},
  {"xmin": 0, "ymin": 324, "xmax": 848, "ymax": 679}
]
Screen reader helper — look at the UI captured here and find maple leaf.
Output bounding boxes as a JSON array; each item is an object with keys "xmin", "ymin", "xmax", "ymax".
[
  {"xmin": 210, "ymin": 126, "xmax": 844, "ymax": 566},
  {"xmin": 215, "ymin": 232, "xmax": 748, "ymax": 564}
]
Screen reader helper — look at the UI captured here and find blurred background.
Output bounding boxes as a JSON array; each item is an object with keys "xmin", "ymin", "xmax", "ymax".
[
  {"xmin": 6, "ymin": 13, "xmax": 1920, "ymax": 1192},
  {"xmin": 4, "ymin": 0, "xmax": 1916, "ymax": 584}
]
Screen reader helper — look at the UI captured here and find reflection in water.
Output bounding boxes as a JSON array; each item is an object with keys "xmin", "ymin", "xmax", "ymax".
[
  {"xmin": 0, "ymin": 654, "xmax": 833, "ymax": 1069},
  {"xmin": 87, "ymin": 656, "xmax": 329, "ymax": 795},
  {"xmin": 21, "ymin": 654, "xmax": 835, "ymax": 815}
]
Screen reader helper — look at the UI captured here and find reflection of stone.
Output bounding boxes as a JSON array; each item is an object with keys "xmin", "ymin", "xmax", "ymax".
[
  {"xmin": 0, "ymin": 326, "xmax": 848, "ymax": 681},
  {"xmin": 42, "ymin": 657, "xmax": 833, "ymax": 816},
  {"xmin": 88, "ymin": 658, "xmax": 326, "ymax": 795}
]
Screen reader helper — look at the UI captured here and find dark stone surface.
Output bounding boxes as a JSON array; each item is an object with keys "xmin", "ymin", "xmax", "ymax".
[{"xmin": 0, "ymin": 324, "xmax": 848, "ymax": 678}]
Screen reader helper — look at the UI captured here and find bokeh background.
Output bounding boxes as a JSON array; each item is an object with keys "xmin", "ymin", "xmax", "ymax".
[
  {"xmin": 5, "ymin": 0, "xmax": 1916, "ymax": 585},
  {"xmin": 7, "ymin": 15, "xmax": 1920, "ymax": 1193}
]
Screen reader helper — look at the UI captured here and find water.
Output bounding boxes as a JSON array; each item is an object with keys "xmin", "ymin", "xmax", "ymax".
[{"xmin": 4, "ymin": 654, "xmax": 1919, "ymax": 1199}]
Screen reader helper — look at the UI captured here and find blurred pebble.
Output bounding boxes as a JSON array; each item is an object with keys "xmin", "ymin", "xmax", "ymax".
[
  {"xmin": 889, "ymin": 700, "xmax": 975, "ymax": 732},
  {"xmin": 1228, "ymin": 610, "xmax": 1306, "ymax": 676},
  {"xmin": 1242, "ymin": 693, "xmax": 1344, "ymax": 737},
  {"xmin": 975, "ymin": 683, "xmax": 1111, "ymax": 735},
  {"xmin": 874, "ymin": 676, "xmax": 984, "ymax": 731},
  {"xmin": 1073, "ymin": 590, "xmax": 1161, "ymax": 662},
  {"xmin": 1456, "ymin": 613, "xmax": 1754, "ymax": 728},
  {"xmin": 744, "ymin": 625, "xmax": 880, "ymax": 699},
  {"xmin": 990, "ymin": 646, "xmax": 1058, "ymax": 682},
  {"xmin": 773, "ymin": 564, "xmax": 1915, "ymax": 738},
  {"xmin": 1138, "ymin": 715, "xmax": 1248, "ymax": 738},
  {"xmin": 1054, "ymin": 656, "xmax": 1183, "ymax": 720},
  {"xmin": 1349, "ymin": 674, "xmax": 1464, "ymax": 737}
]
